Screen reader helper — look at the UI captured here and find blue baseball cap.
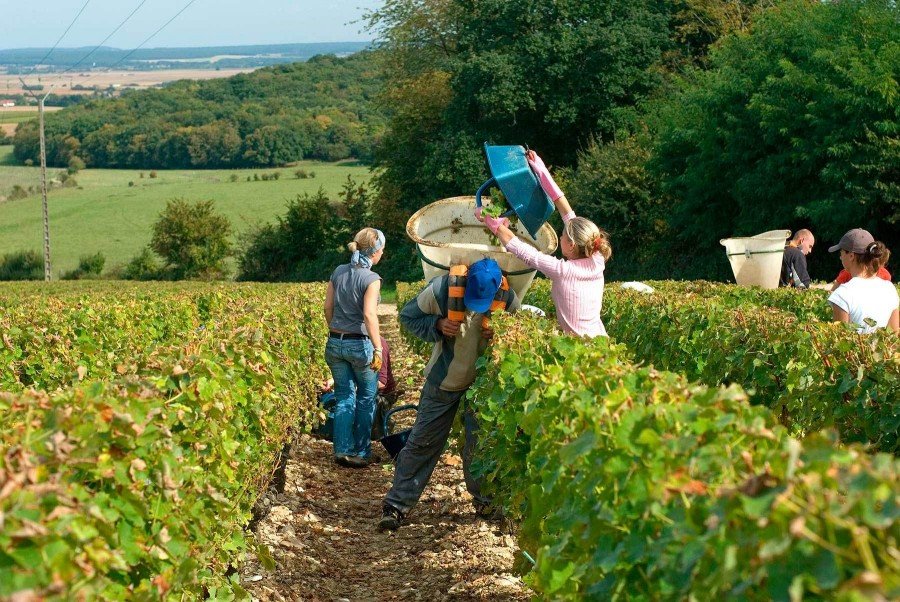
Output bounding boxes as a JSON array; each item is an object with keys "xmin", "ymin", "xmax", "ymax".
[{"xmin": 464, "ymin": 259, "xmax": 502, "ymax": 313}]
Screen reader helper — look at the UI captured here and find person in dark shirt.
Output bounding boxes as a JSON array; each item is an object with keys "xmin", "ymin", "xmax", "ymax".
[{"xmin": 780, "ymin": 229, "xmax": 815, "ymax": 288}]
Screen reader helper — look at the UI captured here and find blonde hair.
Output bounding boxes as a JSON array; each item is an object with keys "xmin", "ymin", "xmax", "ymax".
[
  {"xmin": 347, "ymin": 227, "xmax": 380, "ymax": 254},
  {"xmin": 564, "ymin": 217, "xmax": 612, "ymax": 260}
]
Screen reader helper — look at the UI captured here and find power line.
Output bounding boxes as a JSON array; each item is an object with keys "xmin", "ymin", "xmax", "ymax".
[
  {"xmin": 102, "ymin": 0, "xmax": 197, "ymax": 70},
  {"xmin": 43, "ymin": 0, "xmax": 203, "ymax": 93},
  {"xmin": 50, "ymin": 0, "xmax": 151, "ymax": 81},
  {"xmin": 22, "ymin": 0, "xmax": 93, "ymax": 77},
  {"xmin": 108, "ymin": 0, "xmax": 201, "ymax": 69}
]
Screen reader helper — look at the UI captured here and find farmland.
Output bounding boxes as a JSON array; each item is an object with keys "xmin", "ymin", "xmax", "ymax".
[
  {"xmin": 0, "ymin": 107, "xmax": 63, "ymax": 124},
  {"xmin": 0, "ymin": 106, "xmax": 63, "ymax": 137},
  {"xmin": 1, "ymin": 68, "xmax": 257, "ymax": 97},
  {"xmin": 0, "ymin": 279, "xmax": 896, "ymax": 599},
  {"xmin": 0, "ymin": 145, "xmax": 371, "ymax": 274}
]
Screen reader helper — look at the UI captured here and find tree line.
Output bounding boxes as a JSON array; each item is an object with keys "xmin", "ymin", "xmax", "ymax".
[
  {"xmin": 365, "ymin": 0, "xmax": 898, "ymax": 282},
  {"xmin": 8, "ymin": 0, "xmax": 896, "ymax": 283},
  {"xmin": 12, "ymin": 52, "xmax": 387, "ymax": 169}
]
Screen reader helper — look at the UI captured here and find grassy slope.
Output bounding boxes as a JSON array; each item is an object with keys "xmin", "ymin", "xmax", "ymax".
[{"xmin": 0, "ymin": 146, "xmax": 371, "ymax": 274}]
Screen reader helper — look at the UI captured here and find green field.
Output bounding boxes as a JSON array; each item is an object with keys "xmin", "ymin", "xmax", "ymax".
[
  {"xmin": 0, "ymin": 112, "xmax": 40, "ymax": 125},
  {"xmin": 0, "ymin": 145, "xmax": 371, "ymax": 274}
]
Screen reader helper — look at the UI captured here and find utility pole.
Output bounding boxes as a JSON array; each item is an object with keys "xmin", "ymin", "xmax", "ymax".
[
  {"xmin": 19, "ymin": 77, "xmax": 53, "ymax": 280},
  {"xmin": 38, "ymin": 93, "xmax": 51, "ymax": 281}
]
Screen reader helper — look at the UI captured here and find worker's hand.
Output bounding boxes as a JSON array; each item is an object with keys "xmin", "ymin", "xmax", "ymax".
[
  {"xmin": 526, "ymin": 150, "xmax": 564, "ymax": 201},
  {"xmin": 436, "ymin": 318, "xmax": 462, "ymax": 337},
  {"xmin": 481, "ymin": 325, "xmax": 494, "ymax": 341},
  {"xmin": 474, "ymin": 206, "xmax": 485, "ymax": 222},
  {"xmin": 483, "ymin": 215, "xmax": 509, "ymax": 235},
  {"xmin": 370, "ymin": 347, "xmax": 383, "ymax": 372}
]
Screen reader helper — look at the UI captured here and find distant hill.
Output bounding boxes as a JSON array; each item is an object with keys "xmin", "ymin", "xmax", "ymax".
[
  {"xmin": 0, "ymin": 42, "xmax": 371, "ymax": 71},
  {"xmin": 12, "ymin": 52, "xmax": 387, "ymax": 169}
]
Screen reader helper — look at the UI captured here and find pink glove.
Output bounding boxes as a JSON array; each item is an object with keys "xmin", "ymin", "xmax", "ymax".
[
  {"xmin": 527, "ymin": 151, "xmax": 564, "ymax": 201},
  {"xmin": 474, "ymin": 206, "xmax": 484, "ymax": 222},
  {"xmin": 483, "ymin": 215, "xmax": 509, "ymax": 235}
]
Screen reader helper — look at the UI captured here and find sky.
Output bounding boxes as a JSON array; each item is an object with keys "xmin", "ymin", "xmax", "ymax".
[{"xmin": 0, "ymin": 0, "xmax": 384, "ymax": 49}]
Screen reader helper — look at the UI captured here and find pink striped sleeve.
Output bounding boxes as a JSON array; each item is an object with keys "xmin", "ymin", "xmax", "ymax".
[
  {"xmin": 505, "ymin": 237, "xmax": 567, "ymax": 280},
  {"xmin": 561, "ymin": 210, "xmax": 576, "ymax": 224}
]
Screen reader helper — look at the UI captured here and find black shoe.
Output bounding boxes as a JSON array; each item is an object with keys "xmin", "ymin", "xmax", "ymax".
[
  {"xmin": 473, "ymin": 501, "xmax": 504, "ymax": 521},
  {"xmin": 378, "ymin": 505, "xmax": 404, "ymax": 531},
  {"xmin": 335, "ymin": 454, "xmax": 368, "ymax": 468}
]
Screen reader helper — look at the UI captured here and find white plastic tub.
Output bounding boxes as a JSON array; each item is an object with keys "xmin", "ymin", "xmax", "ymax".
[
  {"xmin": 720, "ymin": 230, "xmax": 791, "ymax": 289},
  {"xmin": 406, "ymin": 196, "xmax": 559, "ymax": 301}
]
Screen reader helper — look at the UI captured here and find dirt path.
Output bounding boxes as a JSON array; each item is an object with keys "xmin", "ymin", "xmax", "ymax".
[{"xmin": 241, "ymin": 306, "xmax": 529, "ymax": 601}]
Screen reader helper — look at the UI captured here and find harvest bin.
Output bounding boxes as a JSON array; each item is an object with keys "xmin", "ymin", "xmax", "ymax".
[
  {"xmin": 406, "ymin": 196, "xmax": 559, "ymax": 301},
  {"xmin": 720, "ymin": 230, "xmax": 791, "ymax": 289}
]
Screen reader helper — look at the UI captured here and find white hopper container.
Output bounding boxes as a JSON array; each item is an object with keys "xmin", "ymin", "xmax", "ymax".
[
  {"xmin": 720, "ymin": 230, "xmax": 792, "ymax": 289},
  {"xmin": 406, "ymin": 196, "xmax": 559, "ymax": 301}
]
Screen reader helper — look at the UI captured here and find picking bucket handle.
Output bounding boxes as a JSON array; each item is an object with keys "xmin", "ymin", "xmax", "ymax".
[
  {"xmin": 382, "ymin": 404, "xmax": 418, "ymax": 437},
  {"xmin": 475, "ymin": 178, "xmax": 516, "ymax": 217}
]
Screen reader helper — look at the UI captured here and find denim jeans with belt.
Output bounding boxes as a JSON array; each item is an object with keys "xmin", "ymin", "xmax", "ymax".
[{"xmin": 325, "ymin": 336, "xmax": 379, "ymax": 458}]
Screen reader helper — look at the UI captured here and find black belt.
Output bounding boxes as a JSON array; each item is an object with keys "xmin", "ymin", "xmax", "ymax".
[{"xmin": 329, "ymin": 331, "xmax": 369, "ymax": 340}]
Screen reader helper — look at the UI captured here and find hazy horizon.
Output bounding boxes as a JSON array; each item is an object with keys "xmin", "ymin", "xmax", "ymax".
[
  {"xmin": 0, "ymin": 41, "xmax": 371, "ymax": 53},
  {"xmin": 2, "ymin": 0, "xmax": 383, "ymax": 49}
]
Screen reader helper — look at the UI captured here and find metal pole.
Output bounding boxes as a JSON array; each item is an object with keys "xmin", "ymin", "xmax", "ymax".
[
  {"xmin": 18, "ymin": 77, "xmax": 54, "ymax": 281},
  {"xmin": 38, "ymin": 94, "xmax": 51, "ymax": 281}
]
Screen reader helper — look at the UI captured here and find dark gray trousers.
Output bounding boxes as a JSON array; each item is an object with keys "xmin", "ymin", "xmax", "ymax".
[{"xmin": 384, "ymin": 380, "xmax": 488, "ymax": 514}]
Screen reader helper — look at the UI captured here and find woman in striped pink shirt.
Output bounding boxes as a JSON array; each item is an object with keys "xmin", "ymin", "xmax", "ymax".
[{"xmin": 477, "ymin": 150, "xmax": 611, "ymax": 338}]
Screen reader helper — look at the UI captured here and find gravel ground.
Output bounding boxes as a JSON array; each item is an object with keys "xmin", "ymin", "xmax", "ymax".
[{"xmin": 240, "ymin": 306, "xmax": 530, "ymax": 601}]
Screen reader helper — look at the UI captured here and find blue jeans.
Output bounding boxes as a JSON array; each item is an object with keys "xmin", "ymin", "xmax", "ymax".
[{"xmin": 325, "ymin": 337, "xmax": 379, "ymax": 458}]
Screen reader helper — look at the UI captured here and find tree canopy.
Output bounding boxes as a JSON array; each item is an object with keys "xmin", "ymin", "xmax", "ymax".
[
  {"xmin": 650, "ymin": 0, "xmax": 899, "ymax": 278},
  {"xmin": 13, "ymin": 52, "xmax": 387, "ymax": 169}
]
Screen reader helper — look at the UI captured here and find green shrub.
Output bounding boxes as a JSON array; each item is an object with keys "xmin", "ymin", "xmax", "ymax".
[
  {"xmin": 563, "ymin": 133, "xmax": 672, "ymax": 280},
  {"xmin": 62, "ymin": 252, "xmax": 106, "ymax": 280},
  {"xmin": 8, "ymin": 185, "xmax": 28, "ymax": 201},
  {"xmin": 237, "ymin": 188, "xmax": 338, "ymax": 282},
  {"xmin": 148, "ymin": 170, "xmax": 158, "ymax": 178},
  {"xmin": 602, "ymin": 287, "xmax": 900, "ymax": 453},
  {"xmin": 67, "ymin": 156, "xmax": 85, "ymax": 174},
  {"xmin": 0, "ymin": 283, "xmax": 328, "ymax": 597},
  {"xmin": 229, "ymin": 173, "xmax": 239, "ymax": 182},
  {"xmin": 0, "ymin": 250, "xmax": 43, "ymax": 280},
  {"xmin": 122, "ymin": 247, "xmax": 163, "ymax": 281},
  {"xmin": 471, "ymin": 314, "xmax": 900, "ymax": 599},
  {"xmin": 150, "ymin": 198, "xmax": 233, "ymax": 280}
]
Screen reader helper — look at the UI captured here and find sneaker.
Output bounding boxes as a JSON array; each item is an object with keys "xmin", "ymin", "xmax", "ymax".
[
  {"xmin": 378, "ymin": 504, "xmax": 404, "ymax": 531},
  {"xmin": 335, "ymin": 455, "xmax": 368, "ymax": 468}
]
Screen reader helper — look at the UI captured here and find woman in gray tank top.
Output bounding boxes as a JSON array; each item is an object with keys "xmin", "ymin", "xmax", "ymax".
[{"xmin": 324, "ymin": 227, "xmax": 386, "ymax": 468}]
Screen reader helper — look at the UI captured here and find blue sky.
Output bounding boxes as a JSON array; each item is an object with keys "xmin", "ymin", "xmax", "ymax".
[{"xmin": 1, "ymin": 0, "xmax": 384, "ymax": 49}]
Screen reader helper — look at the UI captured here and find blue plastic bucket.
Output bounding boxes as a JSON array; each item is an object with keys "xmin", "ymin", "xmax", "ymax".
[{"xmin": 476, "ymin": 143, "xmax": 554, "ymax": 239}]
